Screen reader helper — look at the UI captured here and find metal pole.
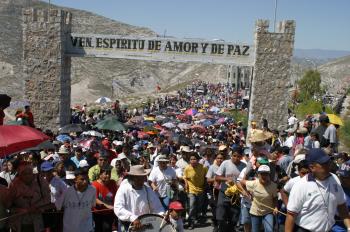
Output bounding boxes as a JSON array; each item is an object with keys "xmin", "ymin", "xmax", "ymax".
[{"xmin": 273, "ymin": 0, "xmax": 278, "ymax": 32}]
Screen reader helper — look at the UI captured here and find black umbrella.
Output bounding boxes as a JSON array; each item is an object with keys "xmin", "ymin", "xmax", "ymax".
[
  {"xmin": 0, "ymin": 94, "xmax": 11, "ymax": 109},
  {"xmin": 26, "ymin": 140, "xmax": 55, "ymax": 151},
  {"xmin": 59, "ymin": 124, "xmax": 86, "ymax": 134}
]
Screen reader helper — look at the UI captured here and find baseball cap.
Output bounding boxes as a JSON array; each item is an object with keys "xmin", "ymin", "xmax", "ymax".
[
  {"xmin": 79, "ymin": 160, "xmax": 89, "ymax": 168},
  {"xmin": 257, "ymin": 165, "xmax": 270, "ymax": 173},
  {"xmin": 40, "ymin": 161, "xmax": 54, "ymax": 172},
  {"xmin": 338, "ymin": 162, "xmax": 350, "ymax": 177},
  {"xmin": 306, "ymin": 148, "xmax": 331, "ymax": 165},
  {"xmin": 257, "ymin": 157, "xmax": 269, "ymax": 165},
  {"xmin": 169, "ymin": 201, "xmax": 184, "ymax": 210}
]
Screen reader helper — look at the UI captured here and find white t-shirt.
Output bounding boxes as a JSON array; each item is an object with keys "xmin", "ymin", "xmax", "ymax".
[
  {"xmin": 148, "ymin": 166, "xmax": 176, "ymax": 198},
  {"xmin": 56, "ymin": 185, "xmax": 96, "ymax": 232},
  {"xmin": 288, "ymin": 116, "xmax": 298, "ymax": 126},
  {"xmin": 283, "ymin": 176, "xmax": 301, "ymax": 193},
  {"xmin": 287, "ymin": 173, "xmax": 346, "ymax": 232}
]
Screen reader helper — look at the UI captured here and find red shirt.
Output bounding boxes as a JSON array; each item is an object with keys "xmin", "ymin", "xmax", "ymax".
[{"xmin": 92, "ymin": 180, "xmax": 118, "ymax": 214}]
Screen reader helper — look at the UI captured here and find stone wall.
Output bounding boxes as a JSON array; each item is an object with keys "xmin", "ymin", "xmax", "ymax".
[
  {"xmin": 23, "ymin": 8, "xmax": 71, "ymax": 131},
  {"xmin": 249, "ymin": 20, "xmax": 295, "ymax": 129}
]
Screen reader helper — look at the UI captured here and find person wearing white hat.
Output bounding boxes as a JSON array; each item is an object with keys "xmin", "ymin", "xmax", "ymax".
[
  {"xmin": 114, "ymin": 165, "xmax": 164, "ymax": 231},
  {"xmin": 148, "ymin": 155, "xmax": 177, "ymax": 210},
  {"xmin": 238, "ymin": 165, "xmax": 278, "ymax": 232}
]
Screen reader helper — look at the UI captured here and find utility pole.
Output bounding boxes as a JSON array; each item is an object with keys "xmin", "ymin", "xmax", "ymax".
[{"xmin": 273, "ymin": 0, "xmax": 278, "ymax": 32}]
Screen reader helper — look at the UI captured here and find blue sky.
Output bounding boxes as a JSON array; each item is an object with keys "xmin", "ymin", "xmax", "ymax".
[{"xmin": 50, "ymin": 0, "xmax": 350, "ymax": 51}]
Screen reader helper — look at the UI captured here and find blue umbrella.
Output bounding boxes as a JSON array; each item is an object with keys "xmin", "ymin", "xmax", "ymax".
[
  {"xmin": 202, "ymin": 119, "xmax": 214, "ymax": 127},
  {"xmin": 56, "ymin": 134, "xmax": 72, "ymax": 143}
]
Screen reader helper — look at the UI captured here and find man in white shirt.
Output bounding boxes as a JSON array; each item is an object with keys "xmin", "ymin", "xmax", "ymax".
[
  {"xmin": 285, "ymin": 148, "xmax": 350, "ymax": 232},
  {"xmin": 148, "ymin": 155, "xmax": 177, "ymax": 210},
  {"xmin": 56, "ymin": 168, "xmax": 96, "ymax": 232},
  {"xmin": 114, "ymin": 165, "xmax": 164, "ymax": 231}
]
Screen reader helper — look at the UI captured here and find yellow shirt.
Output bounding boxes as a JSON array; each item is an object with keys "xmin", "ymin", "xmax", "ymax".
[{"xmin": 184, "ymin": 164, "xmax": 207, "ymax": 195}]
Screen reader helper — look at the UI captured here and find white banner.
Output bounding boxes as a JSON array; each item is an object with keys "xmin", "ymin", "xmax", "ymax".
[{"xmin": 66, "ymin": 34, "xmax": 254, "ymax": 65}]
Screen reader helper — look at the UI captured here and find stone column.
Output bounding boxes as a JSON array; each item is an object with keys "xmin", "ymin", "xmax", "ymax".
[
  {"xmin": 249, "ymin": 20, "xmax": 295, "ymax": 129},
  {"xmin": 23, "ymin": 8, "xmax": 72, "ymax": 131}
]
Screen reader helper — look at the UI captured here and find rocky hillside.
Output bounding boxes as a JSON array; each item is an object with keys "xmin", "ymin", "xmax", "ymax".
[
  {"xmin": 0, "ymin": 0, "xmax": 227, "ymax": 105},
  {"xmin": 318, "ymin": 56, "xmax": 350, "ymax": 94},
  {"xmin": 0, "ymin": 0, "xmax": 349, "ymax": 106}
]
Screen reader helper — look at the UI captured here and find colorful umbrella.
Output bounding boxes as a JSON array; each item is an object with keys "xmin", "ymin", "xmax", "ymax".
[
  {"xmin": 185, "ymin": 108, "xmax": 198, "ymax": 116},
  {"xmin": 209, "ymin": 106, "xmax": 220, "ymax": 113},
  {"xmin": 178, "ymin": 123, "xmax": 191, "ymax": 130},
  {"xmin": 128, "ymin": 116, "xmax": 144, "ymax": 124},
  {"xmin": 95, "ymin": 116, "xmax": 127, "ymax": 131},
  {"xmin": 144, "ymin": 116, "xmax": 156, "ymax": 121},
  {"xmin": 162, "ymin": 122, "xmax": 176, "ymax": 129},
  {"xmin": 327, "ymin": 114, "xmax": 344, "ymax": 126},
  {"xmin": 191, "ymin": 125, "xmax": 207, "ymax": 133},
  {"xmin": 82, "ymin": 130, "xmax": 104, "ymax": 137},
  {"xmin": 56, "ymin": 134, "xmax": 72, "ymax": 143},
  {"xmin": 0, "ymin": 125, "xmax": 50, "ymax": 157}
]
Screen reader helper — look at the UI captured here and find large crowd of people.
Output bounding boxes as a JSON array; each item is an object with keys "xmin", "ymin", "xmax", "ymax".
[{"xmin": 0, "ymin": 81, "xmax": 349, "ymax": 232}]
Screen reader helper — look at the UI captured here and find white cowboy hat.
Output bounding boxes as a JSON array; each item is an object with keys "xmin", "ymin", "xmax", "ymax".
[{"xmin": 127, "ymin": 165, "xmax": 151, "ymax": 176}]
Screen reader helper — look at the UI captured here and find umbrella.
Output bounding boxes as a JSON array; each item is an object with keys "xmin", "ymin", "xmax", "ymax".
[
  {"xmin": 27, "ymin": 140, "xmax": 55, "ymax": 151},
  {"xmin": 0, "ymin": 94, "xmax": 11, "ymax": 109},
  {"xmin": 177, "ymin": 114, "xmax": 191, "ymax": 121},
  {"xmin": 144, "ymin": 116, "xmax": 156, "ymax": 121},
  {"xmin": 202, "ymin": 119, "xmax": 214, "ymax": 127},
  {"xmin": 137, "ymin": 131, "xmax": 150, "ymax": 139},
  {"xmin": 327, "ymin": 114, "xmax": 344, "ymax": 126},
  {"xmin": 77, "ymin": 138, "xmax": 98, "ymax": 150},
  {"xmin": 143, "ymin": 126, "xmax": 159, "ymax": 132},
  {"xmin": 177, "ymin": 135, "xmax": 193, "ymax": 146},
  {"xmin": 95, "ymin": 97, "xmax": 112, "ymax": 104},
  {"xmin": 162, "ymin": 122, "xmax": 176, "ymax": 129},
  {"xmin": 82, "ymin": 130, "xmax": 104, "ymax": 137},
  {"xmin": 216, "ymin": 117, "xmax": 226, "ymax": 124},
  {"xmin": 56, "ymin": 134, "xmax": 72, "ymax": 143},
  {"xmin": 59, "ymin": 124, "xmax": 86, "ymax": 134},
  {"xmin": 0, "ymin": 125, "xmax": 49, "ymax": 157},
  {"xmin": 178, "ymin": 123, "xmax": 191, "ymax": 130},
  {"xmin": 185, "ymin": 108, "xmax": 198, "ymax": 116},
  {"xmin": 95, "ymin": 116, "xmax": 127, "ymax": 131},
  {"xmin": 209, "ymin": 106, "xmax": 220, "ymax": 113},
  {"xmin": 5, "ymin": 120, "xmax": 23, "ymax": 125}
]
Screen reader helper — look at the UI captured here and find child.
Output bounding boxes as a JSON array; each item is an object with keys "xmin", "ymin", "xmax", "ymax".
[{"xmin": 168, "ymin": 201, "xmax": 184, "ymax": 232}]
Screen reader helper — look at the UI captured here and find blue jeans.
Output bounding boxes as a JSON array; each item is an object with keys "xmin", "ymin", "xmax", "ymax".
[
  {"xmin": 188, "ymin": 193, "xmax": 204, "ymax": 223},
  {"xmin": 251, "ymin": 213, "xmax": 274, "ymax": 232}
]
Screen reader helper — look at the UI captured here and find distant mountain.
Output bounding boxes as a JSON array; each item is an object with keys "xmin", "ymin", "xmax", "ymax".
[{"xmin": 294, "ymin": 49, "xmax": 350, "ymax": 60}]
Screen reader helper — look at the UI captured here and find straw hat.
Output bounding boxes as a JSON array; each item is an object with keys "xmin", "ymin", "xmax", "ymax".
[
  {"xmin": 58, "ymin": 146, "xmax": 70, "ymax": 154},
  {"xmin": 250, "ymin": 130, "xmax": 273, "ymax": 143},
  {"xmin": 127, "ymin": 165, "xmax": 151, "ymax": 176}
]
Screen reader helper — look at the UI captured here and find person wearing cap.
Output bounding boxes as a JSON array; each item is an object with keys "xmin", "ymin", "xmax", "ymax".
[
  {"xmin": 285, "ymin": 148, "xmax": 350, "ymax": 232},
  {"xmin": 114, "ymin": 165, "xmax": 164, "ymax": 231},
  {"xmin": 183, "ymin": 152, "xmax": 208, "ymax": 229},
  {"xmin": 168, "ymin": 201, "xmax": 185, "ymax": 232},
  {"xmin": 214, "ymin": 146, "xmax": 246, "ymax": 232},
  {"xmin": 92, "ymin": 165, "xmax": 118, "ymax": 232},
  {"xmin": 238, "ymin": 165, "xmax": 278, "ymax": 232},
  {"xmin": 88, "ymin": 150, "xmax": 109, "ymax": 182},
  {"xmin": 176, "ymin": 146, "xmax": 192, "ymax": 172},
  {"xmin": 40, "ymin": 161, "xmax": 68, "ymax": 231},
  {"xmin": 148, "ymin": 155, "xmax": 177, "ymax": 210},
  {"xmin": 57, "ymin": 146, "xmax": 76, "ymax": 171},
  {"xmin": 56, "ymin": 168, "xmax": 96, "ymax": 232}
]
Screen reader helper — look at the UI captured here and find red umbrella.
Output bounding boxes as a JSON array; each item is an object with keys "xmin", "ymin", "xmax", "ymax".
[{"xmin": 0, "ymin": 125, "xmax": 50, "ymax": 157}]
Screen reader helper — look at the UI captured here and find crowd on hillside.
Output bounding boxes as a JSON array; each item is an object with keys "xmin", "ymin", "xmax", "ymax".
[{"xmin": 0, "ymin": 81, "xmax": 349, "ymax": 232}]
